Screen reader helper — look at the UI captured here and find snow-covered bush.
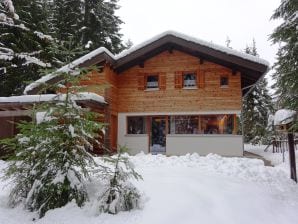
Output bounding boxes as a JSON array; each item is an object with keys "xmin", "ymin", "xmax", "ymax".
[{"xmin": 97, "ymin": 146, "xmax": 143, "ymax": 214}]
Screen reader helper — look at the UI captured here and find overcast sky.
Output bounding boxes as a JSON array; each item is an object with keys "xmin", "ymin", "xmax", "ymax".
[{"xmin": 117, "ymin": 0, "xmax": 282, "ymax": 86}]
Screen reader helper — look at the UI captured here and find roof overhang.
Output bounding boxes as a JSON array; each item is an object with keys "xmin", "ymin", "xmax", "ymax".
[
  {"xmin": 0, "ymin": 93, "xmax": 107, "ymax": 117},
  {"xmin": 24, "ymin": 31, "xmax": 270, "ymax": 96}
]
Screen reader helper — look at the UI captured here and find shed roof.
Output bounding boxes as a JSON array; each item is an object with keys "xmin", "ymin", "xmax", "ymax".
[{"xmin": 0, "ymin": 92, "xmax": 106, "ymax": 116}]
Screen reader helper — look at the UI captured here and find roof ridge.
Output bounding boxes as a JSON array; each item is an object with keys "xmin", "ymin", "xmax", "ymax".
[{"xmin": 24, "ymin": 30, "xmax": 270, "ymax": 95}]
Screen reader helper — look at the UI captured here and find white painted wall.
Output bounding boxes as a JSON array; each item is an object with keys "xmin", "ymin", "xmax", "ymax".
[
  {"xmin": 118, "ymin": 112, "xmax": 243, "ymax": 156},
  {"xmin": 166, "ymin": 134, "xmax": 243, "ymax": 156},
  {"xmin": 118, "ymin": 113, "xmax": 149, "ymax": 154}
]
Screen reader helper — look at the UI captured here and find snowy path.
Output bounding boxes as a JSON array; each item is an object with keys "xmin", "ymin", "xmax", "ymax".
[{"xmin": 1, "ymin": 153, "xmax": 298, "ymax": 224}]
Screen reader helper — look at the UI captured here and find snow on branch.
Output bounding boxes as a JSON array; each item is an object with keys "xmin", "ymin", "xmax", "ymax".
[
  {"xmin": 1, "ymin": 0, "xmax": 19, "ymax": 20},
  {"xmin": 274, "ymin": 109, "xmax": 296, "ymax": 125}
]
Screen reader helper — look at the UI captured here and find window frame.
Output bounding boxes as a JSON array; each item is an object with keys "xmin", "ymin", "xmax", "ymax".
[
  {"xmin": 126, "ymin": 116, "xmax": 147, "ymax": 135},
  {"xmin": 220, "ymin": 75, "xmax": 229, "ymax": 88},
  {"xmin": 168, "ymin": 114, "xmax": 238, "ymax": 135},
  {"xmin": 182, "ymin": 71, "xmax": 198, "ymax": 89},
  {"xmin": 145, "ymin": 74, "xmax": 159, "ymax": 90}
]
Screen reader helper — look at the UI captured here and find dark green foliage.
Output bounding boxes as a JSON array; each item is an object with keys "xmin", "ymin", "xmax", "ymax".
[
  {"xmin": 51, "ymin": 0, "xmax": 82, "ymax": 43},
  {"xmin": 242, "ymin": 40, "xmax": 274, "ymax": 144},
  {"xmin": 270, "ymin": 0, "xmax": 298, "ymax": 111},
  {"xmin": 0, "ymin": 0, "xmax": 125, "ymax": 96},
  {"xmin": 1, "ymin": 42, "xmax": 105, "ymax": 216},
  {"xmin": 80, "ymin": 0, "xmax": 124, "ymax": 54},
  {"xmin": 0, "ymin": 0, "xmax": 53, "ymax": 96},
  {"xmin": 270, "ymin": 0, "xmax": 298, "ymax": 131},
  {"xmin": 98, "ymin": 146, "xmax": 142, "ymax": 214}
]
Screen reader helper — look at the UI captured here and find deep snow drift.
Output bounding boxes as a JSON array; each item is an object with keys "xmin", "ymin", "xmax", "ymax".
[{"xmin": 1, "ymin": 152, "xmax": 298, "ymax": 224}]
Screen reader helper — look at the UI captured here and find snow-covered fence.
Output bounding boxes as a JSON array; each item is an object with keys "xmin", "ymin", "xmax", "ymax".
[{"xmin": 270, "ymin": 138, "xmax": 298, "ymax": 153}]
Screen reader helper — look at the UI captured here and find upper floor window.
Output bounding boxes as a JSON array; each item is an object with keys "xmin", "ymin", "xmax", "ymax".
[
  {"xmin": 183, "ymin": 72, "xmax": 197, "ymax": 88},
  {"xmin": 146, "ymin": 75, "xmax": 159, "ymax": 89},
  {"xmin": 220, "ymin": 76, "xmax": 229, "ymax": 87}
]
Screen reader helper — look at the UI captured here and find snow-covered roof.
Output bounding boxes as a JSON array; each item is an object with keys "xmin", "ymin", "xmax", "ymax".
[
  {"xmin": 115, "ymin": 31, "xmax": 270, "ymax": 66},
  {"xmin": 0, "ymin": 92, "xmax": 106, "ymax": 104},
  {"xmin": 274, "ymin": 109, "xmax": 296, "ymax": 125},
  {"xmin": 24, "ymin": 47, "xmax": 112, "ymax": 94},
  {"xmin": 24, "ymin": 30, "xmax": 270, "ymax": 94}
]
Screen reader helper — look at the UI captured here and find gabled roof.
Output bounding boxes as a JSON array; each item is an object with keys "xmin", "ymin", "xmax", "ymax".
[{"xmin": 24, "ymin": 31, "xmax": 269, "ymax": 95}]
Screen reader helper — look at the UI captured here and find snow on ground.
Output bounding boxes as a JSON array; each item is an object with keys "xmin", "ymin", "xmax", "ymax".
[
  {"xmin": 245, "ymin": 144, "xmax": 286, "ymax": 166},
  {"xmin": 1, "ymin": 153, "xmax": 298, "ymax": 224},
  {"xmin": 245, "ymin": 143, "xmax": 298, "ymax": 173}
]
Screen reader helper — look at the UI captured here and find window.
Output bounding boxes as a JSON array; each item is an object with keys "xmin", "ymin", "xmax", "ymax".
[
  {"xmin": 168, "ymin": 114, "xmax": 237, "ymax": 135},
  {"xmin": 183, "ymin": 72, "xmax": 197, "ymax": 88},
  {"xmin": 220, "ymin": 76, "xmax": 229, "ymax": 87},
  {"xmin": 200, "ymin": 114, "xmax": 234, "ymax": 134},
  {"xmin": 170, "ymin": 116, "xmax": 199, "ymax": 134},
  {"xmin": 127, "ymin": 116, "xmax": 147, "ymax": 134},
  {"xmin": 146, "ymin": 75, "xmax": 159, "ymax": 89}
]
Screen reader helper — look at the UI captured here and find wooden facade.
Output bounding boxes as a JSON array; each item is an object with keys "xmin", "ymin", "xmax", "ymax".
[
  {"xmin": 79, "ymin": 50, "xmax": 242, "ymax": 150},
  {"xmin": 116, "ymin": 50, "xmax": 241, "ymax": 113},
  {"xmin": 1, "ymin": 31, "xmax": 269, "ymax": 155}
]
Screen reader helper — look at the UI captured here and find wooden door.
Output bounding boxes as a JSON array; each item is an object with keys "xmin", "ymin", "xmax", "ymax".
[{"xmin": 150, "ymin": 116, "xmax": 167, "ymax": 154}]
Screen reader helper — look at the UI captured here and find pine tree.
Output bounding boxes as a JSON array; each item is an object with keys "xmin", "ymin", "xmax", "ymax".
[
  {"xmin": 50, "ymin": 0, "xmax": 82, "ymax": 43},
  {"xmin": 0, "ymin": 0, "xmax": 52, "ymax": 96},
  {"xmin": 1, "ymin": 43, "xmax": 105, "ymax": 217},
  {"xmin": 242, "ymin": 40, "xmax": 274, "ymax": 144},
  {"xmin": 270, "ymin": 0, "xmax": 298, "ymax": 111},
  {"xmin": 98, "ymin": 146, "xmax": 142, "ymax": 214},
  {"xmin": 1, "ymin": 41, "xmax": 142, "ymax": 217},
  {"xmin": 80, "ymin": 0, "xmax": 124, "ymax": 54}
]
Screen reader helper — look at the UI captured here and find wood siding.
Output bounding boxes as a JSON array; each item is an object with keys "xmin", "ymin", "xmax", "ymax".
[
  {"xmin": 82, "ymin": 65, "xmax": 118, "ymax": 151},
  {"xmin": 116, "ymin": 50, "xmax": 242, "ymax": 113},
  {"xmin": 83, "ymin": 50, "xmax": 242, "ymax": 150}
]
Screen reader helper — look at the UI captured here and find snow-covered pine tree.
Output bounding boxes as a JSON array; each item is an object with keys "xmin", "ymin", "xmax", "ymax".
[
  {"xmin": 80, "ymin": 0, "xmax": 124, "ymax": 54},
  {"xmin": 270, "ymin": 0, "xmax": 298, "ymax": 111},
  {"xmin": 0, "ymin": 0, "xmax": 52, "ymax": 96},
  {"xmin": 270, "ymin": 0, "xmax": 297, "ymax": 174},
  {"xmin": 50, "ymin": 0, "xmax": 82, "ymax": 44},
  {"xmin": 242, "ymin": 40, "xmax": 274, "ymax": 144},
  {"xmin": 98, "ymin": 145, "xmax": 142, "ymax": 214},
  {"xmin": 14, "ymin": 0, "xmax": 50, "ymax": 34},
  {"xmin": 2, "ymin": 46, "xmax": 105, "ymax": 217}
]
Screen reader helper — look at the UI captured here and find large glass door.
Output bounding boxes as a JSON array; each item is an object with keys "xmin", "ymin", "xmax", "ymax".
[{"xmin": 150, "ymin": 116, "xmax": 166, "ymax": 154}]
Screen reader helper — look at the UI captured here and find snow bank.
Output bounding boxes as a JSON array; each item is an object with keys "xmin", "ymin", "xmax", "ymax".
[
  {"xmin": 0, "ymin": 92, "xmax": 106, "ymax": 104},
  {"xmin": 274, "ymin": 109, "xmax": 296, "ymax": 125},
  {"xmin": 1, "ymin": 151, "xmax": 298, "ymax": 224}
]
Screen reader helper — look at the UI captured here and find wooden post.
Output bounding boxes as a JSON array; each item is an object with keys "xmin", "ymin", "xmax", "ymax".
[
  {"xmin": 288, "ymin": 132, "xmax": 297, "ymax": 183},
  {"xmin": 233, "ymin": 114, "xmax": 237, "ymax": 134}
]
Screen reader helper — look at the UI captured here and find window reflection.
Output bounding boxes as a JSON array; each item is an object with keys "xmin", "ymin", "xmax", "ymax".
[
  {"xmin": 127, "ymin": 116, "xmax": 147, "ymax": 134},
  {"xmin": 170, "ymin": 115, "xmax": 235, "ymax": 134}
]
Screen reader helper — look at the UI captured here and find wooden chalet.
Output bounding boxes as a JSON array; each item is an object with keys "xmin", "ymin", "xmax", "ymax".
[{"xmin": 0, "ymin": 31, "xmax": 269, "ymax": 156}]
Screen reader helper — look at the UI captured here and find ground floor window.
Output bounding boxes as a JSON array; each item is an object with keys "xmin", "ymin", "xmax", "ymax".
[
  {"xmin": 170, "ymin": 116, "xmax": 199, "ymax": 134},
  {"xmin": 127, "ymin": 114, "xmax": 237, "ymax": 135},
  {"xmin": 169, "ymin": 114, "xmax": 235, "ymax": 134},
  {"xmin": 200, "ymin": 114, "xmax": 234, "ymax": 134},
  {"xmin": 127, "ymin": 116, "xmax": 147, "ymax": 134}
]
